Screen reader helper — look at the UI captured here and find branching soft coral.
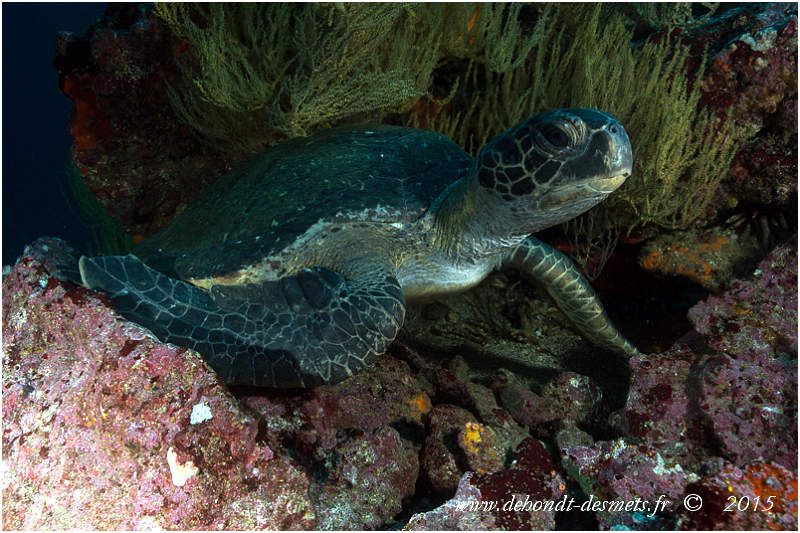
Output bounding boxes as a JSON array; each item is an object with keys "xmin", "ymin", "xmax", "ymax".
[
  {"xmin": 409, "ymin": 4, "xmax": 742, "ymax": 275},
  {"xmin": 156, "ymin": 3, "xmax": 454, "ymax": 152}
]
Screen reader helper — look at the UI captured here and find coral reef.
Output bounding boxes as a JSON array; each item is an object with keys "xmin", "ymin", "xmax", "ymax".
[
  {"xmin": 55, "ymin": 5, "xmax": 232, "ymax": 240},
  {"xmin": 2, "ymin": 239, "xmax": 314, "ymax": 529},
  {"xmin": 691, "ymin": 3, "xmax": 798, "ymax": 213},
  {"xmin": 3, "ymin": 235, "xmax": 797, "ymax": 529},
  {"xmin": 638, "ymin": 226, "xmax": 762, "ymax": 292},
  {"xmin": 11, "ymin": 4, "xmax": 797, "ymax": 528}
]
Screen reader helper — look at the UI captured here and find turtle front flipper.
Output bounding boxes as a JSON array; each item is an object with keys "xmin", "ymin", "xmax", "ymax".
[
  {"xmin": 79, "ymin": 255, "xmax": 405, "ymax": 387},
  {"xmin": 503, "ymin": 237, "xmax": 641, "ymax": 357}
]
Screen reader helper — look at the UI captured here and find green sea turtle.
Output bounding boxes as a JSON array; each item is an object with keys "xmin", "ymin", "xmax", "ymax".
[{"xmin": 79, "ymin": 108, "xmax": 639, "ymax": 388}]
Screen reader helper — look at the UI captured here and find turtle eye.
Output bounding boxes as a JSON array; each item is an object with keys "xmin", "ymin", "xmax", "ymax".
[{"xmin": 541, "ymin": 123, "xmax": 570, "ymax": 148}]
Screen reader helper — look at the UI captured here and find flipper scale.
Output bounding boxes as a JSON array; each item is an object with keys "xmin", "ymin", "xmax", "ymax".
[{"xmin": 79, "ymin": 255, "xmax": 405, "ymax": 387}]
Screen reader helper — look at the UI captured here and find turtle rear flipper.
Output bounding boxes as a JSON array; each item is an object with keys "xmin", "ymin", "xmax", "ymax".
[{"xmin": 79, "ymin": 255, "xmax": 405, "ymax": 387}]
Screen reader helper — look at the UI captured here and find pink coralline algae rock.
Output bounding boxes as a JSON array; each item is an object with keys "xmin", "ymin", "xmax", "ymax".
[
  {"xmin": 583, "ymin": 241, "xmax": 798, "ymax": 528},
  {"xmin": 405, "ymin": 473, "xmax": 497, "ymax": 530},
  {"xmin": 3, "ymin": 239, "xmax": 435, "ymax": 530},
  {"xmin": 615, "ymin": 242, "xmax": 797, "ymax": 468},
  {"xmin": 698, "ymin": 5, "xmax": 798, "ymax": 207},
  {"xmin": 688, "ymin": 240, "xmax": 797, "ymax": 358},
  {"xmin": 2, "ymin": 239, "xmax": 314, "ymax": 529},
  {"xmin": 494, "ymin": 370, "xmax": 601, "ymax": 428},
  {"xmin": 296, "ymin": 354, "xmax": 431, "ymax": 457},
  {"xmin": 561, "ymin": 439, "xmax": 691, "ymax": 529},
  {"xmin": 677, "ymin": 460, "xmax": 798, "ymax": 530},
  {"xmin": 689, "ymin": 241, "xmax": 797, "ymax": 469},
  {"xmin": 312, "ymin": 426, "xmax": 419, "ymax": 530},
  {"xmin": 468, "ymin": 438, "xmax": 567, "ymax": 530},
  {"xmin": 610, "ymin": 344, "xmax": 699, "ymax": 459},
  {"xmin": 411, "ymin": 438, "xmax": 566, "ymax": 531},
  {"xmin": 698, "ymin": 353, "xmax": 797, "ymax": 469},
  {"xmin": 241, "ymin": 353, "xmax": 428, "ymax": 529}
]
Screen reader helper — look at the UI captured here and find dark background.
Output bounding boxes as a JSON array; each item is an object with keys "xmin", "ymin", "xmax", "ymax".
[{"xmin": 3, "ymin": 2, "xmax": 107, "ymax": 264}]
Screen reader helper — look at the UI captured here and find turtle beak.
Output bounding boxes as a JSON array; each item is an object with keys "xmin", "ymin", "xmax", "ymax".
[
  {"xmin": 585, "ymin": 121, "xmax": 633, "ymax": 193},
  {"xmin": 585, "ymin": 171, "xmax": 630, "ymax": 194}
]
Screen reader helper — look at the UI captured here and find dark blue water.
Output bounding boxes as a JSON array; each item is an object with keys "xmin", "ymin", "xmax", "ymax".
[{"xmin": 2, "ymin": 2, "xmax": 107, "ymax": 264}]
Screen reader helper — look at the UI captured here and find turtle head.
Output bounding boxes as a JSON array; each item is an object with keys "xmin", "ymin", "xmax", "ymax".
[{"xmin": 474, "ymin": 108, "xmax": 632, "ymax": 234}]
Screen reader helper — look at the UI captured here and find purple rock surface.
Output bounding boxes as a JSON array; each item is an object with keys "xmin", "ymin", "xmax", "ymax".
[
  {"xmin": 412, "ymin": 438, "xmax": 566, "ymax": 530},
  {"xmin": 693, "ymin": 4, "xmax": 798, "ymax": 210},
  {"xmin": 3, "ymin": 239, "xmax": 423, "ymax": 529},
  {"xmin": 406, "ymin": 473, "xmax": 497, "ymax": 530},
  {"xmin": 3, "ymin": 238, "xmax": 797, "ymax": 530},
  {"xmin": 678, "ymin": 460, "xmax": 798, "ymax": 530},
  {"xmin": 2, "ymin": 239, "xmax": 314, "ymax": 530}
]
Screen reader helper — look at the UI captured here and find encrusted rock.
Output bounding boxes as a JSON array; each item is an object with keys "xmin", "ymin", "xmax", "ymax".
[
  {"xmin": 56, "ymin": 6, "xmax": 235, "ymax": 239},
  {"xmin": 313, "ymin": 426, "xmax": 419, "ymax": 530},
  {"xmin": 493, "ymin": 368, "xmax": 601, "ymax": 429},
  {"xmin": 2, "ymin": 238, "xmax": 314, "ymax": 529},
  {"xmin": 3, "ymin": 239, "xmax": 427, "ymax": 530},
  {"xmin": 698, "ymin": 5, "xmax": 798, "ymax": 209},
  {"xmin": 678, "ymin": 461, "xmax": 798, "ymax": 530},
  {"xmin": 688, "ymin": 240, "xmax": 798, "ymax": 357},
  {"xmin": 405, "ymin": 473, "xmax": 497, "ymax": 530},
  {"xmin": 469, "ymin": 438, "xmax": 567, "ymax": 530},
  {"xmin": 639, "ymin": 226, "xmax": 763, "ymax": 292},
  {"xmin": 562, "ymin": 439, "xmax": 693, "ymax": 530},
  {"xmin": 412, "ymin": 439, "xmax": 567, "ymax": 530},
  {"xmin": 421, "ymin": 404, "xmax": 482, "ymax": 495}
]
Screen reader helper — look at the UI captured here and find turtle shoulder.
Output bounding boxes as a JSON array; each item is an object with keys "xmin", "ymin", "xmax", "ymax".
[{"xmin": 134, "ymin": 125, "xmax": 474, "ymax": 280}]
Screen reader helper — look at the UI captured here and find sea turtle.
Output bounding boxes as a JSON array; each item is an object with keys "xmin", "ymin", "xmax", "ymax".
[{"xmin": 79, "ymin": 108, "xmax": 639, "ymax": 388}]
